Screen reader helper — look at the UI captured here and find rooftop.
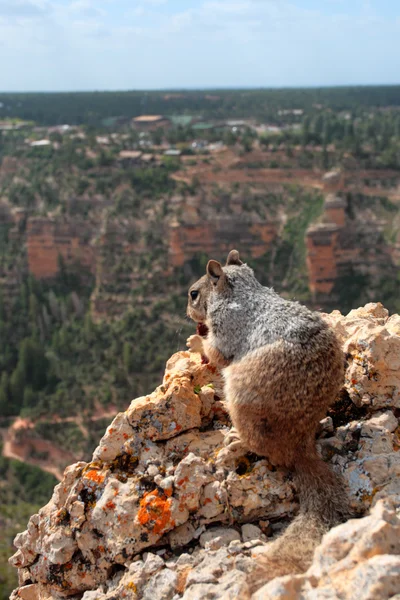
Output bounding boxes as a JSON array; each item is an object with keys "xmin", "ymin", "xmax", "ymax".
[
  {"xmin": 164, "ymin": 149, "xmax": 182, "ymax": 156},
  {"xmin": 133, "ymin": 115, "xmax": 167, "ymax": 123},
  {"xmin": 119, "ymin": 150, "xmax": 142, "ymax": 160},
  {"xmin": 30, "ymin": 139, "xmax": 51, "ymax": 147}
]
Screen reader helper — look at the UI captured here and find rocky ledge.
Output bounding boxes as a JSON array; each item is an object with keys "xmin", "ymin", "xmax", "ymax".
[{"xmin": 10, "ymin": 303, "xmax": 400, "ymax": 600}]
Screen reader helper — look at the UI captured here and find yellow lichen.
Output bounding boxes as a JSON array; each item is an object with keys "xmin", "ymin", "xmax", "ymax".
[{"xmin": 126, "ymin": 582, "xmax": 137, "ymax": 592}]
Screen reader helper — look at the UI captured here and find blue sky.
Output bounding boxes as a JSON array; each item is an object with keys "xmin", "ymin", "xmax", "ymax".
[{"xmin": 0, "ymin": 0, "xmax": 399, "ymax": 91}]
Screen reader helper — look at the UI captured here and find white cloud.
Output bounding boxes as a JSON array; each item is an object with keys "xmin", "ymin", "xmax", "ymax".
[{"xmin": 0, "ymin": 0, "xmax": 399, "ymax": 91}]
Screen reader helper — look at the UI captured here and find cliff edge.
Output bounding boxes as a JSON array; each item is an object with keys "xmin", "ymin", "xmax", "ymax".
[{"xmin": 10, "ymin": 303, "xmax": 400, "ymax": 600}]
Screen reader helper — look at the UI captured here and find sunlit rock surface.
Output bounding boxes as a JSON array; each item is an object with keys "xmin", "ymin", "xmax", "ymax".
[{"xmin": 10, "ymin": 303, "xmax": 400, "ymax": 599}]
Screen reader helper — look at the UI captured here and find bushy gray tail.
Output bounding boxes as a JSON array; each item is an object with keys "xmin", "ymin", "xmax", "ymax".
[{"xmin": 251, "ymin": 451, "xmax": 349, "ymax": 588}]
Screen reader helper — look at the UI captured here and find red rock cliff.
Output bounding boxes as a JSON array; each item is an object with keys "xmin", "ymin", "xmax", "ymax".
[{"xmin": 26, "ymin": 217, "xmax": 95, "ymax": 279}]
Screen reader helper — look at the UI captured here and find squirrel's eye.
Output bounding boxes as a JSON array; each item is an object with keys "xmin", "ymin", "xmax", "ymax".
[{"xmin": 190, "ymin": 290, "xmax": 199, "ymax": 301}]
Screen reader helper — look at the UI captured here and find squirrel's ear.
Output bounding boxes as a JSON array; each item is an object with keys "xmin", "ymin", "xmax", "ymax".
[
  {"xmin": 226, "ymin": 249, "xmax": 243, "ymax": 266},
  {"xmin": 207, "ymin": 260, "xmax": 224, "ymax": 283}
]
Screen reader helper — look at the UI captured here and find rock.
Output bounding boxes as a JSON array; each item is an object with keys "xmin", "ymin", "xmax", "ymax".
[
  {"xmin": 143, "ymin": 552, "xmax": 165, "ymax": 576},
  {"xmin": 361, "ymin": 410, "xmax": 398, "ymax": 434},
  {"xmin": 199, "ymin": 481, "xmax": 227, "ymax": 520},
  {"xmin": 142, "ymin": 569, "xmax": 178, "ymax": 600},
  {"xmin": 182, "ymin": 570, "xmax": 249, "ymax": 600},
  {"xmin": 168, "ymin": 522, "xmax": 197, "ymax": 549},
  {"xmin": 43, "ymin": 528, "xmax": 77, "ymax": 564},
  {"xmin": 241, "ymin": 524, "xmax": 263, "ymax": 542},
  {"xmin": 8, "ymin": 305, "xmax": 400, "ymax": 599},
  {"xmin": 319, "ymin": 415, "xmax": 334, "ymax": 436},
  {"xmin": 199, "ymin": 527, "xmax": 241, "ymax": 550},
  {"xmin": 14, "ymin": 584, "xmax": 41, "ymax": 600},
  {"xmin": 324, "ymin": 303, "xmax": 400, "ymax": 409}
]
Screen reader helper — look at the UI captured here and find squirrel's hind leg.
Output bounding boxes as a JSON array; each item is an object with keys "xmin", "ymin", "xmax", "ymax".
[
  {"xmin": 223, "ymin": 426, "xmax": 240, "ymax": 445},
  {"xmin": 216, "ymin": 427, "xmax": 249, "ymax": 466}
]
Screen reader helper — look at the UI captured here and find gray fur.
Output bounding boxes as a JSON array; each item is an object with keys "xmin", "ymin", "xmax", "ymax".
[{"xmin": 206, "ymin": 263, "xmax": 325, "ymax": 361}]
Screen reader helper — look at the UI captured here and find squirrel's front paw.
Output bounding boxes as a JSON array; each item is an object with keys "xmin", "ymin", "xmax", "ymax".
[{"xmin": 186, "ymin": 334, "xmax": 204, "ymax": 354}]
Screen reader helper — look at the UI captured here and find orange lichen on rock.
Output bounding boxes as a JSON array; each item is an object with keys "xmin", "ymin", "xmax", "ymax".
[
  {"xmin": 137, "ymin": 489, "xmax": 175, "ymax": 535},
  {"xmin": 84, "ymin": 470, "xmax": 106, "ymax": 484}
]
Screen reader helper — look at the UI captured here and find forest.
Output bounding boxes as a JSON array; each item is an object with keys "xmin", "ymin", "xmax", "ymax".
[{"xmin": 1, "ymin": 85, "xmax": 400, "ymax": 126}]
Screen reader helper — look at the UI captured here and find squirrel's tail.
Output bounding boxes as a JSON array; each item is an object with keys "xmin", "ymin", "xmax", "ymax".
[{"xmin": 253, "ymin": 451, "xmax": 349, "ymax": 586}]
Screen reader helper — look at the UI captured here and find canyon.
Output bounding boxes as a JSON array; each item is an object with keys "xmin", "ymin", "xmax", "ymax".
[{"xmin": 2, "ymin": 161, "xmax": 400, "ymax": 318}]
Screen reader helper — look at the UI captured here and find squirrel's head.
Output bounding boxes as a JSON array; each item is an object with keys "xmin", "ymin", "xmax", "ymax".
[
  {"xmin": 187, "ymin": 249, "xmax": 244, "ymax": 323},
  {"xmin": 187, "ymin": 274, "xmax": 210, "ymax": 323}
]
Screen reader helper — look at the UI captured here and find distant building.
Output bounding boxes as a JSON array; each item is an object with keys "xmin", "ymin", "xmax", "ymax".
[
  {"xmin": 132, "ymin": 115, "xmax": 171, "ymax": 131},
  {"xmin": 118, "ymin": 150, "xmax": 143, "ymax": 167},
  {"xmin": 47, "ymin": 124, "xmax": 73, "ymax": 134},
  {"xmin": 255, "ymin": 125, "xmax": 282, "ymax": 135},
  {"xmin": 164, "ymin": 149, "xmax": 182, "ymax": 157},
  {"xmin": 0, "ymin": 120, "xmax": 30, "ymax": 131},
  {"xmin": 96, "ymin": 136, "xmax": 111, "ymax": 145},
  {"xmin": 225, "ymin": 120, "xmax": 252, "ymax": 132},
  {"xmin": 141, "ymin": 153, "xmax": 156, "ymax": 164},
  {"xmin": 30, "ymin": 139, "xmax": 52, "ymax": 147},
  {"xmin": 277, "ymin": 109, "xmax": 304, "ymax": 116}
]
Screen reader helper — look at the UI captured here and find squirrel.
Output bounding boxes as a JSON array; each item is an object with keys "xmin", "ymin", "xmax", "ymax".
[{"xmin": 186, "ymin": 249, "xmax": 349, "ymax": 587}]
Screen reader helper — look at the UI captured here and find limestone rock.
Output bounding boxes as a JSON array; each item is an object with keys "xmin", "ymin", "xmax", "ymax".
[
  {"xmin": 9, "ymin": 304, "xmax": 400, "ymax": 599},
  {"xmin": 199, "ymin": 527, "xmax": 241, "ymax": 550},
  {"xmin": 241, "ymin": 524, "xmax": 263, "ymax": 542},
  {"xmin": 324, "ymin": 302, "xmax": 400, "ymax": 409}
]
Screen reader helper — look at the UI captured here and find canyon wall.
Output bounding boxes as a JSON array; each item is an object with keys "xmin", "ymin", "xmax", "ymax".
[
  {"xmin": 169, "ymin": 220, "xmax": 277, "ymax": 267},
  {"xmin": 26, "ymin": 217, "xmax": 95, "ymax": 279},
  {"xmin": 2, "ymin": 169, "xmax": 399, "ymax": 316},
  {"xmin": 306, "ymin": 171, "xmax": 399, "ymax": 309}
]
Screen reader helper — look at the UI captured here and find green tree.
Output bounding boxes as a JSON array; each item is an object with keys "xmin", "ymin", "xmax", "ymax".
[
  {"xmin": 241, "ymin": 134, "xmax": 253, "ymax": 153},
  {"xmin": 123, "ymin": 342, "xmax": 134, "ymax": 374},
  {"xmin": 0, "ymin": 372, "xmax": 11, "ymax": 416},
  {"xmin": 302, "ymin": 116, "xmax": 311, "ymax": 147},
  {"xmin": 10, "ymin": 366, "xmax": 25, "ymax": 413},
  {"xmin": 0, "ymin": 292, "xmax": 4, "ymax": 322},
  {"xmin": 22, "ymin": 387, "xmax": 38, "ymax": 410},
  {"xmin": 223, "ymin": 130, "xmax": 237, "ymax": 146},
  {"xmin": 152, "ymin": 127, "xmax": 164, "ymax": 145},
  {"xmin": 18, "ymin": 338, "xmax": 48, "ymax": 392},
  {"xmin": 29, "ymin": 293, "xmax": 39, "ymax": 323}
]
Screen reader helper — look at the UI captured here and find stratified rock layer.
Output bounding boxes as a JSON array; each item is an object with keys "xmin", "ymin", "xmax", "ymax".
[{"xmin": 10, "ymin": 303, "xmax": 400, "ymax": 600}]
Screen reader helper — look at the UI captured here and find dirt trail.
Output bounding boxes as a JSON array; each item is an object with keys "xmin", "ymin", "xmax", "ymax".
[{"xmin": 0, "ymin": 409, "xmax": 118, "ymax": 481}]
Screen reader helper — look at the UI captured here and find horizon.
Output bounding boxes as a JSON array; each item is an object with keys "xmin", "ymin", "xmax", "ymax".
[
  {"xmin": 1, "ymin": 0, "xmax": 400, "ymax": 93},
  {"xmin": 2, "ymin": 83, "xmax": 400, "ymax": 95}
]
